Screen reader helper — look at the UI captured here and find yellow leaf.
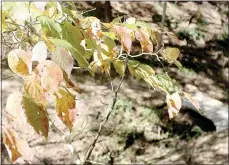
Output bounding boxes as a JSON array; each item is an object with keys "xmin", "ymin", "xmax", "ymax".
[
  {"xmin": 44, "ymin": 7, "xmax": 56, "ymax": 17},
  {"xmin": 163, "ymin": 47, "xmax": 180, "ymax": 63},
  {"xmin": 24, "ymin": 73, "xmax": 48, "ymax": 108},
  {"xmin": 7, "ymin": 49, "xmax": 32, "ymax": 77},
  {"xmin": 56, "ymin": 88, "xmax": 77, "ymax": 130}
]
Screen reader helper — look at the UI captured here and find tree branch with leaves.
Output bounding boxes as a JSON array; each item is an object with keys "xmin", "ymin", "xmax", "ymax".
[{"xmin": 1, "ymin": 2, "xmax": 201, "ymax": 164}]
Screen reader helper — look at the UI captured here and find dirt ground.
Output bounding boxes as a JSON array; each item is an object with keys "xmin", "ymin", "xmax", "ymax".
[{"xmin": 1, "ymin": 1, "xmax": 228, "ymax": 164}]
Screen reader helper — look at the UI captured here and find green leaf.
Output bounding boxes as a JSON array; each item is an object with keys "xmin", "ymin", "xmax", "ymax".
[
  {"xmin": 113, "ymin": 60, "xmax": 125, "ymax": 76},
  {"xmin": 102, "ymin": 35, "xmax": 116, "ymax": 50},
  {"xmin": 122, "ymin": 23, "xmax": 138, "ymax": 30},
  {"xmin": 138, "ymin": 64, "xmax": 155, "ymax": 75},
  {"xmin": 23, "ymin": 96, "xmax": 49, "ymax": 138},
  {"xmin": 61, "ymin": 21, "xmax": 84, "ymax": 53},
  {"xmin": 102, "ymin": 32, "xmax": 117, "ymax": 40},
  {"xmin": 111, "ymin": 16, "xmax": 124, "ymax": 24},
  {"xmin": 49, "ymin": 38, "xmax": 89, "ymax": 68},
  {"xmin": 39, "ymin": 15, "xmax": 62, "ymax": 38}
]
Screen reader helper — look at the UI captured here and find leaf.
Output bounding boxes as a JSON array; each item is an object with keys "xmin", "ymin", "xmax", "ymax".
[
  {"xmin": 135, "ymin": 28, "xmax": 153, "ymax": 53},
  {"xmin": 5, "ymin": 92, "xmax": 27, "ymax": 124},
  {"xmin": 50, "ymin": 38, "xmax": 89, "ymax": 68},
  {"xmin": 166, "ymin": 92, "xmax": 182, "ymax": 119},
  {"xmin": 113, "ymin": 25, "xmax": 132, "ymax": 53},
  {"xmin": 7, "ymin": 49, "xmax": 32, "ymax": 77},
  {"xmin": 41, "ymin": 34, "xmax": 56, "ymax": 52},
  {"xmin": 51, "ymin": 47, "xmax": 73, "ymax": 78},
  {"xmin": 102, "ymin": 32, "xmax": 117, "ymax": 40},
  {"xmin": 44, "ymin": 7, "xmax": 56, "ymax": 17},
  {"xmin": 2, "ymin": 11, "xmax": 7, "ymax": 32},
  {"xmin": 10, "ymin": 2, "xmax": 30, "ymax": 22},
  {"xmin": 35, "ymin": 60, "xmax": 64, "ymax": 94},
  {"xmin": 113, "ymin": 60, "xmax": 125, "ymax": 76},
  {"xmin": 125, "ymin": 17, "xmax": 136, "ymax": 24},
  {"xmin": 55, "ymin": 88, "xmax": 77, "ymax": 130},
  {"xmin": 163, "ymin": 47, "xmax": 180, "ymax": 63},
  {"xmin": 138, "ymin": 64, "xmax": 155, "ymax": 75},
  {"xmin": 128, "ymin": 60, "xmax": 155, "ymax": 79},
  {"xmin": 166, "ymin": 32, "xmax": 180, "ymax": 44},
  {"xmin": 3, "ymin": 128, "xmax": 33, "ymax": 163},
  {"xmin": 151, "ymin": 30, "xmax": 160, "ymax": 45},
  {"xmin": 63, "ymin": 73, "xmax": 82, "ymax": 94},
  {"xmin": 183, "ymin": 92, "xmax": 201, "ymax": 113},
  {"xmin": 24, "ymin": 73, "xmax": 48, "ymax": 108},
  {"xmin": 128, "ymin": 60, "xmax": 142, "ymax": 79},
  {"xmin": 23, "ymin": 96, "xmax": 49, "ymax": 138},
  {"xmin": 33, "ymin": 2, "xmax": 47, "ymax": 12},
  {"xmin": 111, "ymin": 16, "xmax": 124, "ymax": 24},
  {"xmin": 32, "ymin": 41, "xmax": 47, "ymax": 62},
  {"xmin": 61, "ymin": 21, "xmax": 84, "ymax": 52},
  {"xmin": 39, "ymin": 15, "xmax": 62, "ymax": 38}
]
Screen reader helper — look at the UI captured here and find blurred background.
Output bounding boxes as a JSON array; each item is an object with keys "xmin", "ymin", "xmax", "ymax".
[{"xmin": 2, "ymin": 1, "xmax": 228, "ymax": 164}]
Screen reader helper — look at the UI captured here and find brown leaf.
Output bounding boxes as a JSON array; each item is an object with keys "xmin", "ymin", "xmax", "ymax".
[
  {"xmin": 135, "ymin": 28, "xmax": 153, "ymax": 53},
  {"xmin": 166, "ymin": 32, "xmax": 180, "ymax": 45},
  {"xmin": 113, "ymin": 25, "xmax": 132, "ymax": 53},
  {"xmin": 63, "ymin": 71, "xmax": 82, "ymax": 94},
  {"xmin": 3, "ymin": 128, "xmax": 33, "ymax": 163}
]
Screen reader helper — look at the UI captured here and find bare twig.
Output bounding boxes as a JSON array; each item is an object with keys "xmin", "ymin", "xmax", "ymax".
[
  {"xmin": 83, "ymin": 48, "xmax": 128, "ymax": 164},
  {"xmin": 156, "ymin": 2, "xmax": 167, "ymax": 52}
]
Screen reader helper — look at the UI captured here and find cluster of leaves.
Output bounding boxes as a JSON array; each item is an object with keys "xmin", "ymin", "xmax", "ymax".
[{"xmin": 2, "ymin": 2, "xmax": 200, "ymax": 163}]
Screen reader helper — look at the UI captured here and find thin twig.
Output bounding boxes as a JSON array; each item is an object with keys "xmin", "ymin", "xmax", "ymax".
[{"xmin": 83, "ymin": 49, "xmax": 128, "ymax": 164}]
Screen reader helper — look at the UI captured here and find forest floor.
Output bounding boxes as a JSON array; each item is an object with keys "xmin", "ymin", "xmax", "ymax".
[{"xmin": 1, "ymin": 1, "xmax": 228, "ymax": 164}]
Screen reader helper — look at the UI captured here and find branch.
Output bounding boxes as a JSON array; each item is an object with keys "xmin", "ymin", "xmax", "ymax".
[
  {"xmin": 156, "ymin": 2, "xmax": 167, "ymax": 52},
  {"xmin": 84, "ymin": 49, "xmax": 128, "ymax": 164}
]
